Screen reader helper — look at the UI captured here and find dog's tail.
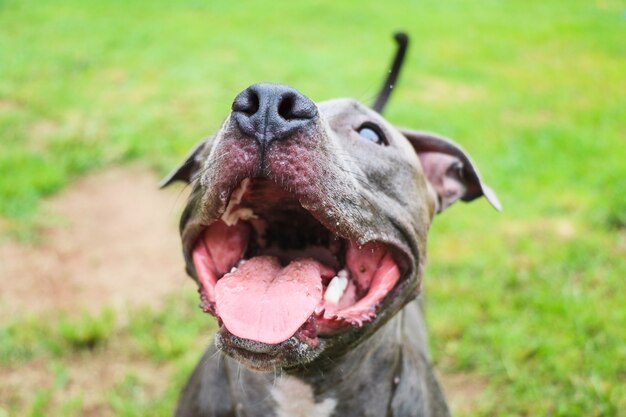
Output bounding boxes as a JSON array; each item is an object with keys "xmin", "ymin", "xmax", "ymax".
[{"xmin": 372, "ymin": 32, "xmax": 409, "ymax": 114}]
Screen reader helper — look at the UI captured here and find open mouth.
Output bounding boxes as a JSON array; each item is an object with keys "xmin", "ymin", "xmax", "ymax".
[{"xmin": 191, "ymin": 178, "xmax": 402, "ymax": 345}]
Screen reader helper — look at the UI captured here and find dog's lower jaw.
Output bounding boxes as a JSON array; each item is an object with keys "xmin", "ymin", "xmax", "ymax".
[
  {"xmin": 175, "ymin": 303, "xmax": 450, "ymax": 417},
  {"xmin": 214, "ymin": 328, "xmax": 328, "ymax": 372}
]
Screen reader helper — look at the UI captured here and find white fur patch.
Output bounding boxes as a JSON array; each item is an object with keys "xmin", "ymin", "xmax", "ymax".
[{"xmin": 271, "ymin": 375, "xmax": 337, "ymax": 417}]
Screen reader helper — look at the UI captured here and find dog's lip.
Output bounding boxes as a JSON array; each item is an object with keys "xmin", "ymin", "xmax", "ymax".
[{"xmin": 215, "ymin": 325, "xmax": 324, "ymax": 371}]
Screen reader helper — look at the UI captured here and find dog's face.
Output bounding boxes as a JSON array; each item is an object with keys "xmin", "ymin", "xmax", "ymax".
[{"xmin": 164, "ymin": 83, "xmax": 499, "ymax": 371}]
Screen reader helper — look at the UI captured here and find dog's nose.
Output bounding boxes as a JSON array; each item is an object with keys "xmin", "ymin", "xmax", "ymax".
[{"xmin": 231, "ymin": 83, "xmax": 318, "ymax": 144}]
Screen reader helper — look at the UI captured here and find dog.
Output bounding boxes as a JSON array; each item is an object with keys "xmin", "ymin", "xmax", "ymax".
[{"xmin": 162, "ymin": 34, "xmax": 500, "ymax": 417}]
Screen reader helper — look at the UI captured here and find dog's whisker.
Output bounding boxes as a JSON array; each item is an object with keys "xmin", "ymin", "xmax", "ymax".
[
  {"xmin": 356, "ymin": 85, "xmax": 382, "ymax": 108},
  {"xmin": 236, "ymin": 363, "xmax": 245, "ymax": 394},
  {"xmin": 186, "ymin": 149, "xmax": 233, "ymax": 187},
  {"xmin": 209, "ymin": 346, "xmax": 222, "ymax": 361},
  {"xmin": 216, "ymin": 349, "xmax": 223, "ymax": 374},
  {"xmin": 169, "ymin": 182, "xmax": 192, "ymax": 211},
  {"xmin": 272, "ymin": 365, "xmax": 280, "ymax": 389}
]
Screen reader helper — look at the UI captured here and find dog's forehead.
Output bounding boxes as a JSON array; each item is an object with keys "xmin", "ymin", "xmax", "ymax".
[{"xmin": 317, "ymin": 98, "xmax": 390, "ymax": 128}]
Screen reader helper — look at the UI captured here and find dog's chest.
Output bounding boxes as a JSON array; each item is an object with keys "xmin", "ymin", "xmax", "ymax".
[{"xmin": 271, "ymin": 375, "xmax": 337, "ymax": 417}]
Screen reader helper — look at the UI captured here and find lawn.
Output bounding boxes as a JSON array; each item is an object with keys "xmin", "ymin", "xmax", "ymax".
[{"xmin": 1, "ymin": 0, "xmax": 624, "ymax": 416}]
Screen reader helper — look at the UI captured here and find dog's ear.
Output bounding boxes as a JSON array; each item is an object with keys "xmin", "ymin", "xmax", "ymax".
[
  {"xmin": 401, "ymin": 129, "xmax": 501, "ymax": 213},
  {"xmin": 159, "ymin": 139, "xmax": 208, "ymax": 188}
]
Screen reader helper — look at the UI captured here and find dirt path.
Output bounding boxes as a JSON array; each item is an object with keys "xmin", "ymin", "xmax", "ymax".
[{"xmin": 0, "ymin": 166, "xmax": 193, "ymax": 318}]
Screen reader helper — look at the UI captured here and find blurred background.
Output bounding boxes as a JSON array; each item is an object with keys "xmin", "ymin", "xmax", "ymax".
[{"xmin": 0, "ymin": 0, "xmax": 624, "ymax": 416}]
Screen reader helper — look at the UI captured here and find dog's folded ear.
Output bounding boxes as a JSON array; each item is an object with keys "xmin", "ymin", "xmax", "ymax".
[
  {"xmin": 401, "ymin": 129, "xmax": 501, "ymax": 213},
  {"xmin": 159, "ymin": 139, "xmax": 209, "ymax": 188}
]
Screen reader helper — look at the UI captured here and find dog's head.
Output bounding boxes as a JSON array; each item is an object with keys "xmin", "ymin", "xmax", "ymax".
[{"xmin": 163, "ymin": 83, "xmax": 500, "ymax": 371}]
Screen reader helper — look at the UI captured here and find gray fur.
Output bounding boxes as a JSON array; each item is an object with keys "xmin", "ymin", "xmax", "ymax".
[{"xmin": 167, "ymin": 83, "xmax": 497, "ymax": 417}]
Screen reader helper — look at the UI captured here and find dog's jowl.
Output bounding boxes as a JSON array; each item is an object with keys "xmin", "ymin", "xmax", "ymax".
[{"xmin": 163, "ymin": 81, "xmax": 500, "ymax": 417}]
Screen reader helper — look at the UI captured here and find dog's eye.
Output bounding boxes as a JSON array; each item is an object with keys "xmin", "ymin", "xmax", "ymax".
[{"xmin": 357, "ymin": 124, "xmax": 386, "ymax": 145}]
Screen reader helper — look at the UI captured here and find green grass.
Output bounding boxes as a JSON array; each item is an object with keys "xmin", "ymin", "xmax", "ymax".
[
  {"xmin": 1, "ymin": 0, "xmax": 625, "ymax": 415},
  {"xmin": 0, "ymin": 293, "xmax": 215, "ymax": 417}
]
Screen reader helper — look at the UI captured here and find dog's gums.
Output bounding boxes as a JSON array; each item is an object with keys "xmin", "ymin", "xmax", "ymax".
[{"xmin": 192, "ymin": 178, "xmax": 401, "ymax": 345}]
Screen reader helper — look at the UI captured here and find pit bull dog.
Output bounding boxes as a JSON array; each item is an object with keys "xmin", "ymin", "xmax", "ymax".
[{"xmin": 162, "ymin": 35, "xmax": 500, "ymax": 417}]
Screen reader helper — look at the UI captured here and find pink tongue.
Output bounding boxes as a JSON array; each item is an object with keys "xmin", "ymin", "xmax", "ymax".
[{"xmin": 215, "ymin": 256, "xmax": 327, "ymax": 344}]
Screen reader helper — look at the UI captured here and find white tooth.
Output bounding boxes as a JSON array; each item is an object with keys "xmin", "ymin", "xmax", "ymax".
[
  {"xmin": 237, "ymin": 259, "xmax": 246, "ymax": 267},
  {"xmin": 220, "ymin": 179, "xmax": 258, "ymax": 226},
  {"xmin": 324, "ymin": 275, "xmax": 348, "ymax": 305},
  {"xmin": 337, "ymin": 269, "xmax": 348, "ymax": 279},
  {"xmin": 230, "ymin": 266, "xmax": 237, "ymax": 273},
  {"xmin": 221, "ymin": 207, "xmax": 257, "ymax": 226}
]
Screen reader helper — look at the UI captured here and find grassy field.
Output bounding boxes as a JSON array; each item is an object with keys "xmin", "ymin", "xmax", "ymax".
[{"xmin": 1, "ymin": 0, "xmax": 625, "ymax": 416}]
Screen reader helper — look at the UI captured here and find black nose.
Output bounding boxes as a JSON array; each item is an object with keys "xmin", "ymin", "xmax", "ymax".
[{"xmin": 231, "ymin": 83, "xmax": 318, "ymax": 144}]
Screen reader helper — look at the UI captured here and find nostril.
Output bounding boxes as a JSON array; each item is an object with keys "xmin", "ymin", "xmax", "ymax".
[
  {"xmin": 277, "ymin": 95, "xmax": 295, "ymax": 120},
  {"xmin": 277, "ymin": 92, "xmax": 317, "ymax": 121},
  {"xmin": 232, "ymin": 89, "xmax": 259, "ymax": 116}
]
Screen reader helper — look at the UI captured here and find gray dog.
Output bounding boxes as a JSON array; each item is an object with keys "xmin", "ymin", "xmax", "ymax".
[{"xmin": 162, "ymin": 36, "xmax": 499, "ymax": 417}]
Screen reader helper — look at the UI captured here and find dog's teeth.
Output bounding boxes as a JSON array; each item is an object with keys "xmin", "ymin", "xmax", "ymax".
[
  {"xmin": 314, "ymin": 305, "xmax": 326, "ymax": 315},
  {"xmin": 337, "ymin": 269, "xmax": 348, "ymax": 279},
  {"xmin": 237, "ymin": 259, "xmax": 246, "ymax": 267},
  {"xmin": 230, "ymin": 266, "xmax": 237, "ymax": 273},
  {"xmin": 324, "ymin": 275, "xmax": 348, "ymax": 305}
]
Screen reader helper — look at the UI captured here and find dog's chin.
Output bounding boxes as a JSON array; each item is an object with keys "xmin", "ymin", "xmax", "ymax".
[{"xmin": 215, "ymin": 327, "xmax": 326, "ymax": 372}]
